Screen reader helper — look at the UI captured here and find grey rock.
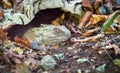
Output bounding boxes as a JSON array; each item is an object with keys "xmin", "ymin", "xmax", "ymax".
[{"xmin": 40, "ymin": 55, "xmax": 57, "ymax": 70}]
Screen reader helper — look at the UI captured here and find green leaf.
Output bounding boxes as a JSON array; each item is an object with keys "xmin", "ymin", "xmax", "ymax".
[
  {"xmin": 13, "ymin": 47, "xmax": 24, "ymax": 55},
  {"xmin": 96, "ymin": 64, "xmax": 106, "ymax": 72},
  {"xmin": 101, "ymin": 11, "xmax": 120, "ymax": 31},
  {"xmin": 113, "ymin": 58, "xmax": 120, "ymax": 67},
  {"xmin": 76, "ymin": 58, "xmax": 89, "ymax": 63},
  {"xmin": 54, "ymin": 53, "xmax": 64, "ymax": 60}
]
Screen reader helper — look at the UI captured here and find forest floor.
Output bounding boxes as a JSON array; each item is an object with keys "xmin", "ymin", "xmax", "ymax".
[{"xmin": 0, "ymin": 30, "xmax": 120, "ymax": 73}]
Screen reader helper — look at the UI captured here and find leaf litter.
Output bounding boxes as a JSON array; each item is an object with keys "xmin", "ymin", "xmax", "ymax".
[{"xmin": 0, "ymin": 0, "xmax": 120, "ymax": 73}]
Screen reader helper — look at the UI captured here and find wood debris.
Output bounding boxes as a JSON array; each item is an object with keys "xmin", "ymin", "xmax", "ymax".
[{"xmin": 71, "ymin": 34, "xmax": 104, "ymax": 43}]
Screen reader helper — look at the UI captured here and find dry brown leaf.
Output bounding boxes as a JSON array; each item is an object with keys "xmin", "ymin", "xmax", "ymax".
[
  {"xmin": 0, "ymin": 29, "xmax": 6, "ymax": 40},
  {"xmin": 24, "ymin": 58, "xmax": 40, "ymax": 71},
  {"xmin": 92, "ymin": 47, "xmax": 104, "ymax": 51},
  {"xmin": 38, "ymin": 51, "xmax": 46, "ymax": 56},
  {"xmin": 82, "ymin": 0, "xmax": 93, "ymax": 11},
  {"xmin": 65, "ymin": 22, "xmax": 77, "ymax": 33},
  {"xmin": 94, "ymin": 0, "xmax": 103, "ymax": 14},
  {"xmin": 0, "ymin": 52, "xmax": 12, "ymax": 65},
  {"xmin": 14, "ymin": 36, "xmax": 30, "ymax": 48},
  {"xmin": 77, "ymin": 11, "xmax": 92, "ymax": 29},
  {"xmin": 51, "ymin": 13, "xmax": 64, "ymax": 26},
  {"xmin": 15, "ymin": 63, "xmax": 30, "ymax": 73},
  {"xmin": 112, "ymin": 44, "xmax": 120, "ymax": 55},
  {"xmin": 13, "ymin": 57, "xmax": 22, "ymax": 64},
  {"xmin": 85, "ymin": 15, "xmax": 107, "ymax": 27},
  {"xmin": 87, "ymin": 34, "xmax": 104, "ymax": 42},
  {"xmin": 104, "ymin": 26, "xmax": 118, "ymax": 34},
  {"xmin": 2, "ymin": 0, "xmax": 12, "ymax": 8},
  {"xmin": 0, "ymin": 29, "xmax": 8, "ymax": 42},
  {"xmin": 72, "ymin": 34, "xmax": 104, "ymax": 43},
  {"xmin": 7, "ymin": 48, "xmax": 25, "ymax": 59},
  {"xmin": 82, "ymin": 27, "xmax": 100, "ymax": 37},
  {"xmin": 0, "ymin": 7, "xmax": 3, "ymax": 20},
  {"xmin": 117, "ymin": 25, "xmax": 120, "ymax": 29},
  {"xmin": 53, "ymin": 44, "xmax": 59, "ymax": 49}
]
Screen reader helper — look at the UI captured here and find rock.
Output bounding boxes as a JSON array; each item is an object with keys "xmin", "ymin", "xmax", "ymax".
[
  {"xmin": 23, "ymin": 0, "xmax": 83, "ymax": 15},
  {"xmin": 4, "ymin": 12, "xmax": 30, "ymax": 24},
  {"xmin": 29, "ymin": 40, "xmax": 41, "ymax": 50},
  {"xmin": 23, "ymin": 25, "xmax": 71, "ymax": 45},
  {"xmin": 40, "ymin": 55, "xmax": 57, "ymax": 70},
  {"xmin": 0, "ymin": 0, "xmax": 84, "ymax": 27}
]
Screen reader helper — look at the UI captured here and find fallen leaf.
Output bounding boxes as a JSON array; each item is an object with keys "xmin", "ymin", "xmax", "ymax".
[
  {"xmin": 14, "ymin": 36, "xmax": 30, "ymax": 47},
  {"xmin": 85, "ymin": 15, "xmax": 107, "ymax": 27},
  {"xmin": 13, "ymin": 47, "xmax": 24, "ymax": 55},
  {"xmin": 104, "ymin": 25, "xmax": 118, "ymax": 34},
  {"xmin": 94, "ymin": 0, "xmax": 103, "ymax": 14},
  {"xmin": 2, "ymin": 0, "xmax": 12, "ymax": 8},
  {"xmin": 0, "ymin": 29, "xmax": 7, "ymax": 42},
  {"xmin": 112, "ymin": 44, "xmax": 120, "ymax": 55},
  {"xmin": 0, "ymin": 7, "xmax": 3, "ymax": 20},
  {"xmin": 113, "ymin": 58, "xmax": 120, "ymax": 67},
  {"xmin": 53, "ymin": 44, "xmax": 59, "ymax": 49},
  {"xmin": 117, "ymin": 24, "xmax": 120, "ymax": 29},
  {"xmin": 7, "ymin": 48, "xmax": 25, "ymax": 59},
  {"xmin": 96, "ymin": 64, "xmax": 106, "ymax": 72},
  {"xmin": 54, "ymin": 53, "xmax": 64, "ymax": 60},
  {"xmin": 24, "ymin": 58, "xmax": 40, "ymax": 70},
  {"xmin": 15, "ymin": 63, "xmax": 30, "ymax": 73},
  {"xmin": 52, "ymin": 13, "xmax": 64, "ymax": 26},
  {"xmin": 13, "ymin": 57, "xmax": 21, "ymax": 64},
  {"xmin": 72, "ymin": 34, "xmax": 104, "ymax": 42},
  {"xmin": 0, "ymin": 52, "xmax": 12, "ymax": 65},
  {"xmin": 77, "ymin": 11, "xmax": 92, "ymax": 29},
  {"xmin": 92, "ymin": 47, "xmax": 104, "ymax": 51},
  {"xmin": 38, "ymin": 51, "xmax": 46, "ymax": 56},
  {"xmin": 82, "ymin": 27, "xmax": 100, "ymax": 37},
  {"xmin": 76, "ymin": 58, "xmax": 92, "ymax": 66},
  {"xmin": 76, "ymin": 58, "xmax": 89, "ymax": 63},
  {"xmin": 82, "ymin": 0, "xmax": 93, "ymax": 12}
]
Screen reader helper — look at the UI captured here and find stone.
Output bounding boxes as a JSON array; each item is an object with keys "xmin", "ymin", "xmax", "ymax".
[{"xmin": 40, "ymin": 55, "xmax": 57, "ymax": 70}]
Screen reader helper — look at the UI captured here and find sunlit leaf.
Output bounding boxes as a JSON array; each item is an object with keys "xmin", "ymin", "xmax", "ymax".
[
  {"xmin": 85, "ymin": 15, "xmax": 106, "ymax": 27},
  {"xmin": 13, "ymin": 47, "xmax": 24, "ymax": 55},
  {"xmin": 113, "ymin": 58, "xmax": 120, "ymax": 67}
]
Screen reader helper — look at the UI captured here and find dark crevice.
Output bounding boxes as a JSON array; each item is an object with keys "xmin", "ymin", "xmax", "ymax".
[{"xmin": 7, "ymin": 8, "xmax": 65, "ymax": 40}]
